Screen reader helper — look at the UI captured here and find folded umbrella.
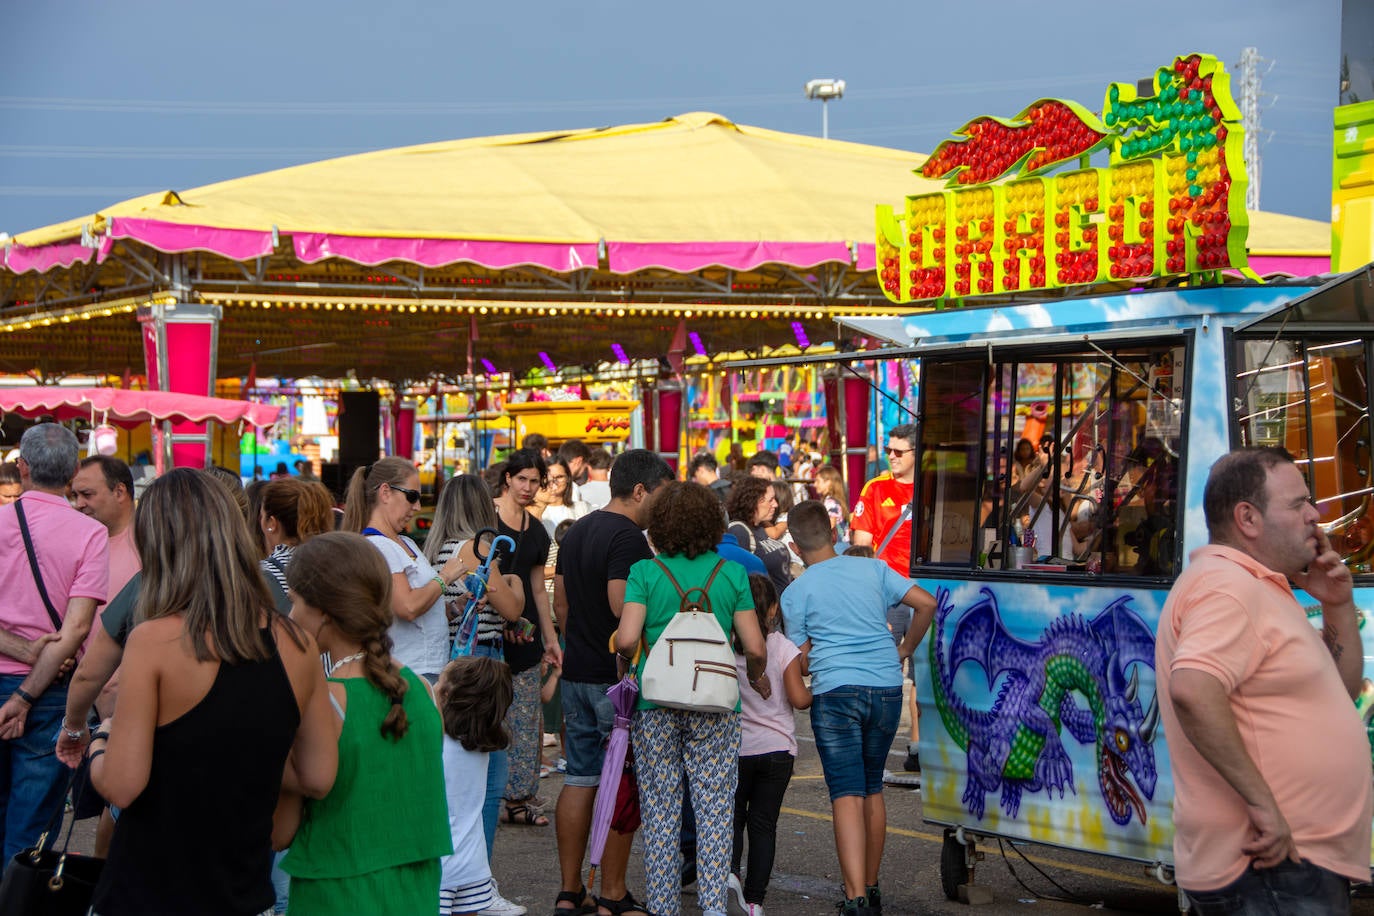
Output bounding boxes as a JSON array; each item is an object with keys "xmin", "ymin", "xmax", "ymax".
[{"xmin": 586, "ymin": 673, "xmax": 639, "ymax": 889}]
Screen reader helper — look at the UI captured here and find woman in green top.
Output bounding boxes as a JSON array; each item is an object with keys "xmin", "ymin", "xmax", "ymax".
[
  {"xmin": 277, "ymin": 532, "xmax": 452, "ymax": 915},
  {"xmin": 615, "ymin": 482, "xmax": 770, "ymax": 916}
]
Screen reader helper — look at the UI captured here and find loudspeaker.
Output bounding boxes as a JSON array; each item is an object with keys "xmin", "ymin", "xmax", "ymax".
[
  {"xmin": 338, "ymin": 391, "xmax": 381, "ymax": 484},
  {"xmin": 319, "ymin": 462, "xmax": 345, "ymax": 501}
]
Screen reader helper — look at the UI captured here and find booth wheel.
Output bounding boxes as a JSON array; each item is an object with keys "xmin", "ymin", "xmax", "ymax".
[{"xmin": 941, "ymin": 828, "xmax": 970, "ymax": 901}]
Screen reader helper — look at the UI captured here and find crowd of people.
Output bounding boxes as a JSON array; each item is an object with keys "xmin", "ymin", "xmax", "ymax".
[
  {"xmin": 0, "ymin": 425, "xmax": 933, "ymax": 916},
  {"xmin": 2, "ymin": 418, "xmax": 1359, "ymax": 916}
]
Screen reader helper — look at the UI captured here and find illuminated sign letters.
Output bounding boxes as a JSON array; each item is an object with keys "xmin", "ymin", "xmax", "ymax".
[{"xmin": 877, "ymin": 54, "xmax": 1249, "ymax": 304}]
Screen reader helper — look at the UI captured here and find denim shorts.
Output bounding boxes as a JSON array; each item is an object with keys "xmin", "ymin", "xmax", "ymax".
[
  {"xmin": 560, "ymin": 679, "xmax": 617, "ymax": 787},
  {"xmin": 1184, "ymin": 859, "xmax": 1352, "ymax": 915},
  {"xmin": 810, "ymin": 684, "xmax": 903, "ymax": 801}
]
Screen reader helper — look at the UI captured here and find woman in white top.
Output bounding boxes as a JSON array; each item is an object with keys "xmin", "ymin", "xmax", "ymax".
[{"xmin": 342, "ymin": 457, "xmax": 467, "ymax": 682}]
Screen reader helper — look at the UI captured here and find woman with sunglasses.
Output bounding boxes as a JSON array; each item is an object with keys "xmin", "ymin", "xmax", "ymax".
[{"xmin": 343, "ymin": 457, "xmax": 468, "ymax": 683}]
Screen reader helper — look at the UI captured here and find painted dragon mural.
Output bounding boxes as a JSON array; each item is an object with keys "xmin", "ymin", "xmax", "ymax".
[{"xmin": 930, "ymin": 586, "xmax": 1160, "ymax": 826}]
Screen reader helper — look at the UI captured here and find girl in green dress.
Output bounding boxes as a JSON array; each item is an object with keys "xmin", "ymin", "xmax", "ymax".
[{"xmin": 277, "ymin": 531, "xmax": 453, "ymax": 914}]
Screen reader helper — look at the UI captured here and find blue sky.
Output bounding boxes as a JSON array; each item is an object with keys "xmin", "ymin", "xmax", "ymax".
[{"xmin": 0, "ymin": 0, "xmax": 1342, "ymax": 237}]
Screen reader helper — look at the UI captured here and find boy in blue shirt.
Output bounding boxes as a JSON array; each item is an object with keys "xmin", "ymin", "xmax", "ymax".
[{"xmin": 781, "ymin": 501, "xmax": 936, "ymax": 916}]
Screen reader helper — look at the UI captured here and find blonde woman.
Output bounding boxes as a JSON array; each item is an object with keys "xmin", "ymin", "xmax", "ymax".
[
  {"xmin": 343, "ymin": 458, "xmax": 467, "ymax": 682},
  {"xmin": 86, "ymin": 469, "xmax": 338, "ymax": 915}
]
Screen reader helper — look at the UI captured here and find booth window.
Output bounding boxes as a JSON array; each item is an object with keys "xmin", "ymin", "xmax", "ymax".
[
  {"xmin": 914, "ymin": 343, "xmax": 1184, "ymax": 577},
  {"xmin": 1234, "ymin": 336, "xmax": 1373, "ymax": 574}
]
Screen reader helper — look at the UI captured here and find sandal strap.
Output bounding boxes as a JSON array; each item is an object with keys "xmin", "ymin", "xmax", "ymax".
[
  {"xmin": 596, "ymin": 891, "xmax": 649, "ymax": 915},
  {"xmin": 555, "ymin": 885, "xmax": 595, "ymax": 913}
]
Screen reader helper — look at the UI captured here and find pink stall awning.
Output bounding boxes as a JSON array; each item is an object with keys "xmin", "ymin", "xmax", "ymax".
[{"xmin": 0, "ymin": 387, "xmax": 280, "ymax": 429}]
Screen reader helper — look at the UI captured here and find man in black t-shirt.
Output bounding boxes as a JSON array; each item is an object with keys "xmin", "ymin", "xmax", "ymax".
[{"xmin": 551, "ymin": 449, "xmax": 672, "ymax": 916}]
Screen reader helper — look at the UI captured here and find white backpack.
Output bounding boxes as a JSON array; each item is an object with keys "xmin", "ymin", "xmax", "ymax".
[{"xmin": 640, "ymin": 559, "xmax": 740, "ymax": 714}]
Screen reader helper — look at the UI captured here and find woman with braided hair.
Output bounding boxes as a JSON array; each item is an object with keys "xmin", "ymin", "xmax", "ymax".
[{"xmin": 278, "ymin": 531, "xmax": 451, "ymax": 915}]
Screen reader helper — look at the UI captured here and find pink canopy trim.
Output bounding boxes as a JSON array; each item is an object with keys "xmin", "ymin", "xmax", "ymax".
[
  {"xmin": 0, "ymin": 387, "xmax": 280, "ymax": 429},
  {"xmin": 1244, "ymin": 254, "xmax": 1331, "ymax": 277},
  {"xmin": 607, "ymin": 241, "xmax": 853, "ymax": 273},
  {"xmin": 853, "ymin": 242, "xmax": 877, "ymax": 272},
  {"xmin": 3, "ymin": 237, "xmax": 111, "ymax": 274},
  {"xmin": 293, "ymin": 233, "xmax": 599, "ymax": 272},
  {"xmin": 107, "ymin": 218, "xmax": 276, "ymax": 260}
]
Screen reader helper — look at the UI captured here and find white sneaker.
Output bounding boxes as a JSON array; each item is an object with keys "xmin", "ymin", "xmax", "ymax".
[
  {"xmin": 728, "ymin": 873, "xmax": 745, "ymax": 912},
  {"xmin": 744, "ymin": 904, "xmax": 765, "ymax": 916},
  {"xmin": 478, "ymin": 879, "xmax": 527, "ymax": 916}
]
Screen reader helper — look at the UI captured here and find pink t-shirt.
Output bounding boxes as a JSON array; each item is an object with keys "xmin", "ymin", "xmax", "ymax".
[
  {"xmin": 1156, "ymin": 544, "xmax": 1373, "ymax": 890},
  {"xmin": 0, "ymin": 491, "xmax": 109, "ymax": 676},
  {"xmin": 106, "ymin": 525, "xmax": 141, "ymax": 601},
  {"xmin": 735, "ymin": 631, "xmax": 802, "ymax": 757}
]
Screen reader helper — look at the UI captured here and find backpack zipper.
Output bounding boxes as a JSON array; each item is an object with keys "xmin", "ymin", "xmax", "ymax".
[
  {"xmin": 667, "ymin": 636, "xmax": 726, "ymax": 665},
  {"xmin": 692, "ymin": 661, "xmax": 739, "ymax": 690}
]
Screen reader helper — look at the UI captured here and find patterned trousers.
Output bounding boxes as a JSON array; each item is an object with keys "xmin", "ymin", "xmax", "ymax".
[
  {"xmin": 632, "ymin": 707, "xmax": 740, "ymax": 916},
  {"xmin": 503, "ymin": 666, "xmax": 542, "ymax": 802}
]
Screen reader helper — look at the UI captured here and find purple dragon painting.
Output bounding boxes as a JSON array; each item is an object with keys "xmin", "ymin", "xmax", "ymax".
[{"xmin": 929, "ymin": 585, "xmax": 1160, "ymax": 826}]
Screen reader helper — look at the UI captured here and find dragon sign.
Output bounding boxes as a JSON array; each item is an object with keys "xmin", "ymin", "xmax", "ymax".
[{"xmin": 930, "ymin": 586, "xmax": 1160, "ymax": 826}]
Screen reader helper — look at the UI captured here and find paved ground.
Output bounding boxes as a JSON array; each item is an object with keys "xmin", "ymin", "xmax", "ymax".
[{"xmin": 60, "ymin": 681, "xmax": 1374, "ymax": 915}]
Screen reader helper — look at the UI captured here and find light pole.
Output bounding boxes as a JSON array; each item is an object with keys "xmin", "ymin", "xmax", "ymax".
[{"xmin": 804, "ymin": 78, "xmax": 845, "ymax": 139}]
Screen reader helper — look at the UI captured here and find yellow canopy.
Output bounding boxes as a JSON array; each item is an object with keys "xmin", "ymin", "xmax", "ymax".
[
  {"xmin": 14, "ymin": 113, "xmax": 938, "ymax": 248},
  {"xmin": 12, "ymin": 112, "xmax": 1327, "ymax": 258}
]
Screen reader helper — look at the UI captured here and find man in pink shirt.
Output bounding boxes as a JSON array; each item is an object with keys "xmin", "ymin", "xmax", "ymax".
[
  {"xmin": 0, "ymin": 424, "xmax": 107, "ymax": 862},
  {"xmin": 1156, "ymin": 447, "xmax": 1371, "ymax": 914},
  {"xmin": 72, "ymin": 455, "xmax": 141, "ymax": 602}
]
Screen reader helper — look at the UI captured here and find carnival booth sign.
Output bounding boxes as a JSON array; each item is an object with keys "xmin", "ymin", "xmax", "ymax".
[{"xmin": 878, "ymin": 53, "xmax": 1250, "ymax": 303}]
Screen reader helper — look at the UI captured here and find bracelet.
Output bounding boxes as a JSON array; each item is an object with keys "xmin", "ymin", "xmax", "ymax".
[
  {"xmin": 13, "ymin": 688, "xmax": 35, "ymax": 705},
  {"xmin": 433, "ymin": 574, "xmax": 448, "ymax": 590},
  {"xmin": 90, "ymin": 730, "xmax": 110, "ymax": 743},
  {"xmin": 87, "ymin": 749, "xmax": 105, "ymax": 761},
  {"xmin": 748, "ymin": 672, "xmax": 767, "ymax": 685},
  {"xmin": 60, "ymin": 717, "xmax": 87, "ymax": 740}
]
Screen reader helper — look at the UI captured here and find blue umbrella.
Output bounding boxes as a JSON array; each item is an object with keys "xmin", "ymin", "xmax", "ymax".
[{"xmin": 451, "ymin": 529, "xmax": 515, "ymax": 659}]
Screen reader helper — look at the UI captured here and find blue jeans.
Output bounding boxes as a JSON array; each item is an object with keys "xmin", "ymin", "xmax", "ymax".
[
  {"xmin": 560, "ymin": 679, "xmax": 616, "ymax": 788},
  {"xmin": 0, "ymin": 675, "xmax": 68, "ymax": 863},
  {"xmin": 1184, "ymin": 860, "xmax": 1351, "ymax": 915},
  {"xmin": 810, "ymin": 685, "xmax": 903, "ymax": 801}
]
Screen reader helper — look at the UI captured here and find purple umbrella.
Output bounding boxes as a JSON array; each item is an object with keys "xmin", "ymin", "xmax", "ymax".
[{"xmin": 586, "ymin": 674, "xmax": 639, "ymax": 889}]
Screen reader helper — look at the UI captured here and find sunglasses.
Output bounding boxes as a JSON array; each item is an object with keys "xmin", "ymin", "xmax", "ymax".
[
  {"xmin": 885, "ymin": 447, "xmax": 914, "ymax": 457},
  {"xmin": 389, "ymin": 484, "xmax": 422, "ymax": 504}
]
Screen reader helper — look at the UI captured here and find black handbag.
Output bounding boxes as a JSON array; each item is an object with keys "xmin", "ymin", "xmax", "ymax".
[{"xmin": 0, "ymin": 761, "xmax": 104, "ymax": 915}]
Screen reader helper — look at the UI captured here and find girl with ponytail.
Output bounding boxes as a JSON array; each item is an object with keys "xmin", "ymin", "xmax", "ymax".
[{"xmin": 278, "ymin": 532, "xmax": 452, "ymax": 915}]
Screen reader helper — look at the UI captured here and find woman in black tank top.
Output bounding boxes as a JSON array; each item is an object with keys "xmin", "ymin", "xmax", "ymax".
[{"xmin": 84, "ymin": 469, "xmax": 339, "ymax": 916}]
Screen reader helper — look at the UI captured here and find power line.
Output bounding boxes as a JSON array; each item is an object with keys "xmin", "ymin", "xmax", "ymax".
[{"xmin": 0, "ymin": 72, "xmax": 1124, "ymax": 118}]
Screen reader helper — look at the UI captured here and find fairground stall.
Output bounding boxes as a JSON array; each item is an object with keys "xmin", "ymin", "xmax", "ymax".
[
  {"xmin": 738, "ymin": 52, "xmax": 1374, "ymax": 900},
  {"xmin": 0, "ymin": 385, "xmax": 280, "ymax": 478},
  {"xmin": 0, "ymin": 112, "xmax": 1331, "ymax": 492},
  {"xmin": 0, "ymin": 113, "xmax": 936, "ymax": 479}
]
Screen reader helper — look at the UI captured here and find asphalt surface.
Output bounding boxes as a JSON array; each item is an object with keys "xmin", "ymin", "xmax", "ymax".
[{"xmin": 60, "ymin": 681, "xmax": 1374, "ymax": 915}]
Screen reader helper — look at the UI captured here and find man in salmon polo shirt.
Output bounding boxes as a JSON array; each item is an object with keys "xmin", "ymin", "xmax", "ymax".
[{"xmin": 1156, "ymin": 447, "xmax": 1371, "ymax": 915}]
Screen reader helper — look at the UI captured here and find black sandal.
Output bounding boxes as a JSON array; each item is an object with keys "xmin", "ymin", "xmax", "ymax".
[
  {"xmin": 596, "ymin": 891, "xmax": 650, "ymax": 916},
  {"xmin": 553, "ymin": 885, "xmax": 597, "ymax": 915},
  {"xmin": 502, "ymin": 801, "xmax": 550, "ymax": 826}
]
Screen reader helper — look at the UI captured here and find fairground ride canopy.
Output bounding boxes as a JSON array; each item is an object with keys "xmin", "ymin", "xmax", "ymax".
[{"xmin": 0, "ymin": 112, "xmax": 1331, "ymax": 382}]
